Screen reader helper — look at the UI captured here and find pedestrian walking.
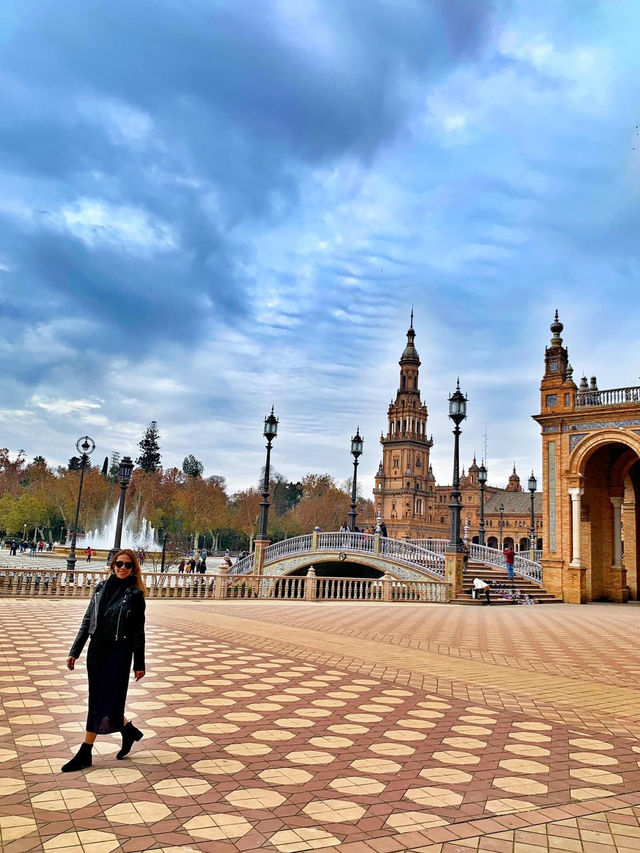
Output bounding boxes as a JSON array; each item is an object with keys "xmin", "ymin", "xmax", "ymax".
[
  {"xmin": 503, "ymin": 545, "xmax": 515, "ymax": 583},
  {"xmin": 178, "ymin": 559, "xmax": 185, "ymax": 573},
  {"xmin": 62, "ymin": 549, "xmax": 146, "ymax": 773},
  {"xmin": 86, "ymin": 547, "xmax": 92, "ymax": 563}
]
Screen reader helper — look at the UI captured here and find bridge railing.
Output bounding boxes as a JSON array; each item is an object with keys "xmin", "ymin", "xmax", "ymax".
[
  {"xmin": 228, "ymin": 553, "xmax": 254, "ymax": 575},
  {"xmin": 468, "ymin": 544, "xmax": 542, "ymax": 583},
  {"xmin": 316, "ymin": 532, "xmax": 375, "ymax": 552},
  {"xmin": 264, "ymin": 535, "xmax": 313, "ymax": 562},
  {"xmin": 380, "ymin": 537, "xmax": 445, "ymax": 576},
  {"xmin": 405, "ymin": 538, "xmax": 448, "ymax": 554}
]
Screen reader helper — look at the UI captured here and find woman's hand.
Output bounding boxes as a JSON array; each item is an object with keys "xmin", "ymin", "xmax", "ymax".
[
  {"xmin": 134, "ymin": 670, "xmax": 145, "ymax": 681},
  {"xmin": 66, "ymin": 656, "xmax": 76, "ymax": 670}
]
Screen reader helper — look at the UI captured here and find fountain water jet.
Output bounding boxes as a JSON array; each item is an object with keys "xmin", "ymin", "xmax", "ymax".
[{"xmin": 75, "ymin": 504, "xmax": 158, "ymax": 552}]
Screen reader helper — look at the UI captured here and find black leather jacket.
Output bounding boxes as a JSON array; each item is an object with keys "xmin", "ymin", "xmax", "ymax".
[{"xmin": 69, "ymin": 579, "xmax": 146, "ymax": 671}]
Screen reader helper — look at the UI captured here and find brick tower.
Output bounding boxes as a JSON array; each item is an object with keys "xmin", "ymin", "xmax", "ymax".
[{"xmin": 374, "ymin": 314, "xmax": 433, "ymax": 538}]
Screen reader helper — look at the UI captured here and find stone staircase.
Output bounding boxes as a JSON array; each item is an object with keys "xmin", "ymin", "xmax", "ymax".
[{"xmin": 453, "ymin": 561, "xmax": 562, "ymax": 606}]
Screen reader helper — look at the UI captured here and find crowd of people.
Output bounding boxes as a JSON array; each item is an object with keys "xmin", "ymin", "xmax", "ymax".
[{"xmin": 2, "ymin": 538, "xmax": 53, "ymax": 555}]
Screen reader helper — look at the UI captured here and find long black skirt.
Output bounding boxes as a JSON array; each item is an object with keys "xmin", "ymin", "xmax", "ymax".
[{"xmin": 86, "ymin": 640, "xmax": 133, "ymax": 735}]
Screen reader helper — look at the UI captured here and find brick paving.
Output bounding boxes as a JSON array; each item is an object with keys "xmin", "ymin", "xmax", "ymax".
[{"xmin": 1, "ymin": 600, "xmax": 640, "ymax": 851}]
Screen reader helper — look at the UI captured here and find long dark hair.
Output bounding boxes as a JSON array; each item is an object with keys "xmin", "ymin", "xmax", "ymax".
[{"xmin": 109, "ymin": 549, "xmax": 146, "ymax": 596}]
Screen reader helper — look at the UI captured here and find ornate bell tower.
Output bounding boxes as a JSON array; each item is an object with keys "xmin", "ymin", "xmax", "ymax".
[{"xmin": 374, "ymin": 313, "xmax": 434, "ymax": 538}]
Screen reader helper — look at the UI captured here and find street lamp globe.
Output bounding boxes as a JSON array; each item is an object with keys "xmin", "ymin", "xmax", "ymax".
[
  {"xmin": 350, "ymin": 427, "xmax": 364, "ymax": 458},
  {"xmin": 76, "ymin": 436, "xmax": 96, "ymax": 458},
  {"xmin": 118, "ymin": 456, "xmax": 134, "ymax": 484},
  {"xmin": 528, "ymin": 471, "xmax": 537, "ymax": 494},
  {"xmin": 478, "ymin": 463, "xmax": 487, "ymax": 486},
  {"xmin": 263, "ymin": 407, "xmax": 279, "ymax": 440},
  {"xmin": 448, "ymin": 379, "xmax": 467, "ymax": 425}
]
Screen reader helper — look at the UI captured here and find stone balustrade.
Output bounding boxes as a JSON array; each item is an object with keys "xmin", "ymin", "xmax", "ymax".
[{"xmin": 0, "ymin": 566, "xmax": 450, "ymax": 603}]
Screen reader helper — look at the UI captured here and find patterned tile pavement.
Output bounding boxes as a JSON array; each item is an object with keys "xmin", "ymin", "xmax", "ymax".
[{"xmin": 1, "ymin": 599, "xmax": 640, "ymax": 852}]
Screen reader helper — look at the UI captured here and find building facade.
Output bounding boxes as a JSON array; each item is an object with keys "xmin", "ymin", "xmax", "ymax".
[
  {"xmin": 533, "ymin": 312, "xmax": 640, "ymax": 603},
  {"xmin": 374, "ymin": 320, "xmax": 543, "ymax": 548}
]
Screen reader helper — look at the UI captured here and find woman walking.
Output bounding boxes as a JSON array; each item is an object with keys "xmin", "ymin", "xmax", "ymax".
[{"xmin": 62, "ymin": 549, "xmax": 146, "ymax": 772}]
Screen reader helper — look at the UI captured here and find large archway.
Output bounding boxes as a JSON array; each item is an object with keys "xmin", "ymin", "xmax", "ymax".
[
  {"xmin": 286, "ymin": 561, "xmax": 384, "ymax": 579},
  {"xmin": 569, "ymin": 433, "xmax": 640, "ymax": 602}
]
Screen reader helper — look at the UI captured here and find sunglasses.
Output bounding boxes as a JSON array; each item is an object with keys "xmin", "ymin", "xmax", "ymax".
[{"xmin": 114, "ymin": 560, "xmax": 134, "ymax": 570}]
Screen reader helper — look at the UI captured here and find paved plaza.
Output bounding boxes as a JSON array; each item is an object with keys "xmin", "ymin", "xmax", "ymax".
[{"xmin": 2, "ymin": 601, "xmax": 640, "ymax": 852}]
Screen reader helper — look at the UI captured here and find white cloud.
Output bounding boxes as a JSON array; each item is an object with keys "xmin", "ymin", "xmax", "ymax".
[
  {"xmin": 30, "ymin": 396, "xmax": 102, "ymax": 416},
  {"xmin": 60, "ymin": 198, "xmax": 177, "ymax": 253}
]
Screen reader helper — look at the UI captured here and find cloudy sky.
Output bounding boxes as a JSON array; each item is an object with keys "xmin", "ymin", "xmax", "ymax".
[{"xmin": 1, "ymin": 0, "xmax": 639, "ymax": 494}]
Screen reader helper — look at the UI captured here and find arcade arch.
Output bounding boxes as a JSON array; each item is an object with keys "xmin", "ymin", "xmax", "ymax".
[{"xmin": 568, "ymin": 432, "xmax": 640, "ymax": 602}]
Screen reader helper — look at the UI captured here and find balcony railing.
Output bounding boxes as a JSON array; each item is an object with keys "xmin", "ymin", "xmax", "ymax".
[{"xmin": 576, "ymin": 386, "xmax": 640, "ymax": 408}]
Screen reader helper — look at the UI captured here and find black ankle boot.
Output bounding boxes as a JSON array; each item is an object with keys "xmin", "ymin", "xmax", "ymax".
[
  {"xmin": 61, "ymin": 742, "xmax": 93, "ymax": 773},
  {"xmin": 117, "ymin": 722, "xmax": 143, "ymax": 759}
]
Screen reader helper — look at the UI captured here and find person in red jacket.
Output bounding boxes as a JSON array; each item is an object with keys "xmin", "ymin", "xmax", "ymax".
[{"xmin": 503, "ymin": 546, "xmax": 515, "ymax": 583}]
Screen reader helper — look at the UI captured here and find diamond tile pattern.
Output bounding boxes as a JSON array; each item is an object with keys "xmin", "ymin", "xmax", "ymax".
[{"xmin": 1, "ymin": 599, "xmax": 640, "ymax": 851}]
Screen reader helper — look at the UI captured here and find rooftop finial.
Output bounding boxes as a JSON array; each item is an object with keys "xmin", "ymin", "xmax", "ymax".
[
  {"xmin": 410, "ymin": 306, "xmax": 414, "ymax": 329},
  {"xmin": 550, "ymin": 309, "xmax": 564, "ymax": 345}
]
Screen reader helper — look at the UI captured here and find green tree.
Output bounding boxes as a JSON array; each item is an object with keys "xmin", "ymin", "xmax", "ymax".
[
  {"xmin": 68, "ymin": 456, "xmax": 82, "ymax": 471},
  {"xmin": 182, "ymin": 454, "xmax": 204, "ymax": 478},
  {"xmin": 108, "ymin": 451, "xmax": 121, "ymax": 483},
  {"xmin": 136, "ymin": 421, "xmax": 162, "ymax": 473}
]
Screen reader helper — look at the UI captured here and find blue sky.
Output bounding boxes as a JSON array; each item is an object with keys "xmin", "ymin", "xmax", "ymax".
[{"xmin": 1, "ymin": 0, "xmax": 639, "ymax": 493}]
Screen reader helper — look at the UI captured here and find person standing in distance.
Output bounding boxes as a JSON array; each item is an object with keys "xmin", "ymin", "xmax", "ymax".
[
  {"xmin": 62, "ymin": 549, "xmax": 146, "ymax": 772},
  {"xmin": 503, "ymin": 545, "xmax": 516, "ymax": 584}
]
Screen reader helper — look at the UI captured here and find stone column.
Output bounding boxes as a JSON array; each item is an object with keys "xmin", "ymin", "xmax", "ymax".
[
  {"xmin": 214, "ymin": 562, "xmax": 229, "ymax": 599},
  {"xmin": 568, "ymin": 488, "xmax": 584, "ymax": 567},
  {"xmin": 610, "ymin": 497, "xmax": 623, "ymax": 567},
  {"xmin": 567, "ymin": 488, "xmax": 586, "ymax": 604},
  {"xmin": 608, "ymin": 496, "xmax": 626, "ymax": 602},
  {"xmin": 305, "ymin": 566, "xmax": 317, "ymax": 601},
  {"xmin": 381, "ymin": 572, "xmax": 393, "ymax": 602}
]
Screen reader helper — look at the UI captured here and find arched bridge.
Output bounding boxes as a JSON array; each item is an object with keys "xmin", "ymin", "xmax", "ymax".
[
  {"xmin": 229, "ymin": 533, "xmax": 543, "ymax": 584},
  {"xmin": 229, "ymin": 532, "xmax": 445, "ymax": 581}
]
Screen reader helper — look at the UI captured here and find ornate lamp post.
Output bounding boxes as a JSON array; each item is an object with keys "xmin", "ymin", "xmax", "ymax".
[
  {"xmin": 257, "ymin": 408, "xmax": 279, "ymax": 542},
  {"xmin": 478, "ymin": 462, "xmax": 487, "ymax": 546},
  {"xmin": 528, "ymin": 471, "xmax": 537, "ymax": 553},
  {"xmin": 109, "ymin": 456, "xmax": 134, "ymax": 563},
  {"xmin": 447, "ymin": 380, "xmax": 467, "ymax": 552},
  {"xmin": 66, "ymin": 436, "xmax": 96, "ymax": 574},
  {"xmin": 498, "ymin": 502, "xmax": 505, "ymax": 550},
  {"xmin": 348, "ymin": 428, "xmax": 364, "ymax": 532}
]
